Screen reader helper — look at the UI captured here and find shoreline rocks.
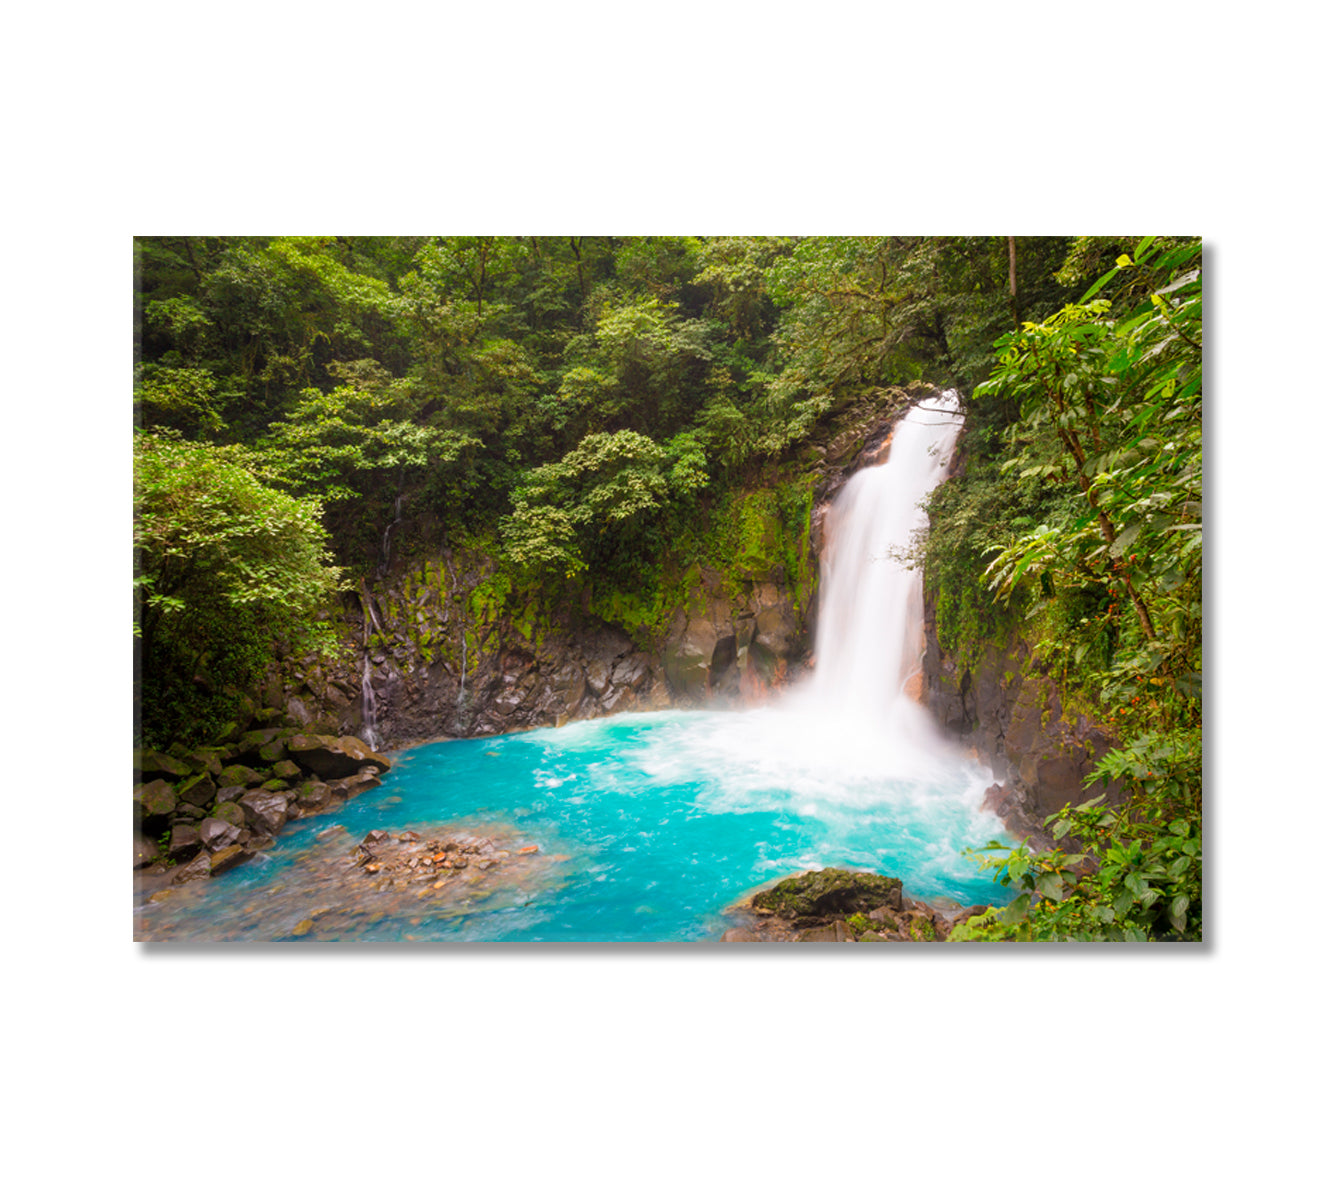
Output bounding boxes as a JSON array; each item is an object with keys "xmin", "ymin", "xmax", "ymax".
[
  {"xmin": 720, "ymin": 868, "xmax": 987, "ymax": 943},
  {"xmin": 133, "ymin": 730, "xmax": 391, "ymax": 895}
]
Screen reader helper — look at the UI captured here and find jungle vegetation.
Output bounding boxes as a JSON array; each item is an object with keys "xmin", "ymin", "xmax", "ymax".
[{"xmin": 133, "ymin": 233, "xmax": 1203, "ymax": 940}]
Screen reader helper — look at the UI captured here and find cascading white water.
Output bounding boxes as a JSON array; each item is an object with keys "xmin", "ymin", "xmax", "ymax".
[
  {"xmin": 807, "ymin": 392, "xmax": 963, "ymax": 713},
  {"xmin": 776, "ymin": 392, "xmax": 967, "ymax": 770}
]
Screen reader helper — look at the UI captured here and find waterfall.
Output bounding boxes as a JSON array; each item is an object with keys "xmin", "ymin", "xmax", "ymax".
[
  {"xmin": 377, "ymin": 492, "xmax": 404, "ymax": 579},
  {"xmin": 360, "ymin": 652, "xmax": 380, "ymax": 751},
  {"xmin": 789, "ymin": 392, "xmax": 965, "ymax": 761}
]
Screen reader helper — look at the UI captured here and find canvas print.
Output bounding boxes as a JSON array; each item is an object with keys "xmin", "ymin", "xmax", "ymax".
[{"xmin": 132, "ymin": 236, "xmax": 1202, "ymax": 942}]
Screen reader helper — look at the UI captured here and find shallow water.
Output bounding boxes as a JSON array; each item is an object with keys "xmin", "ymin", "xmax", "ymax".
[{"xmin": 135, "ymin": 707, "xmax": 1015, "ymax": 942}]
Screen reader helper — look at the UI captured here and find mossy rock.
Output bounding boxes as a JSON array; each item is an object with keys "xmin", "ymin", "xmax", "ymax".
[
  {"xmin": 134, "ymin": 748, "xmax": 192, "ymax": 781},
  {"xmin": 217, "ymin": 764, "xmax": 265, "ymax": 789},
  {"xmin": 751, "ymin": 869, "xmax": 903, "ymax": 920},
  {"xmin": 175, "ymin": 773, "xmax": 217, "ymax": 807},
  {"xmin": 258, "ymin": 739, "xmax": 291, "ymax": 764},
  {"xmin": 211, "ymin": 800, "xmax": 246, "ymax": 827},
  {"xmin": 287, "ymin": 734, "xmax": 392, "ymax": 779},
  {"xmin": 134, "ymin": 778, "xmax": 178, "ymax": 820},
  {"xmin": 185, "ymin": 748, "xmax": 224, "ymax": 777},
  {"xmin": 235, "ymin": 727, "xmax": 287, "ymax": 758},
  {"xmin": 269, "ymin": 759, "xmax": 303, "ymax": 781}
]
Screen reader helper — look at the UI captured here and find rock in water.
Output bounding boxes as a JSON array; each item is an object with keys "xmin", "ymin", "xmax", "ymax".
[
  {"xmin": 749, "ymin": 868, "xmax": 903, "ymax": 920},
  {"xmin": 209, "ymin": 845, "xmax": 254, "ymax": 875},
  {"xmin": 175, "ymin": 851, "xmax": 212, "ymax": 885}
]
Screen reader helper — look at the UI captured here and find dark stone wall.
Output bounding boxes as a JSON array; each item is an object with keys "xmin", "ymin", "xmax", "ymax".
[{"xmin": 921, "ymin": 594, "xmax": 1124, "ymax": 848}]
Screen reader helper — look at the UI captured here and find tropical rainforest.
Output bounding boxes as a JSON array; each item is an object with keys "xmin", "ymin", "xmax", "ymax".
[{"xmin": 133, "ymin": 234, "xmax": 1202, "ymax": 941}]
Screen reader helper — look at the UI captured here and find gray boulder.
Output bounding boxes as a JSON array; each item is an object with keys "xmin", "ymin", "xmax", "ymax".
[
  {"xmin": 238, "ymin": 789, "xmax": 290, "ymax": 836},
  {"xmin": 200, "ymin": 817, "xmax": 244, "ymax": 852}
]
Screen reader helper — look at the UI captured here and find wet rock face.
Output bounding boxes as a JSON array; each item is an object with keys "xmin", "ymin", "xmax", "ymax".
[
  {"xmin": 660, "ymin": 577, "xmax": 805, "ymax": 708},
  {"xmin": 921, "ymin": 594, "xmax": 1124, "ymax": 846},
  {"xmin": 266, "ymin": 547, "xmax": 813, "ymax": 749}
]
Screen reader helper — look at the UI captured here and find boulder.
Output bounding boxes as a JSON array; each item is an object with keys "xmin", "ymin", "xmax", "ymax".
[
  {"xmin": 238, "ymin": 789, "xmax": 290, "ymax": 836},
  {"xmin": 134, "ymin": 778, "xmax": 178, "ymax": 822},
  {"xmin": 200, "ymin": 818, "xmax": 244, "ymax": 852},
  {"xmin": 175, "ymin": 773, "xmax": 217, "ymax": 808},
  {"xmin": 167, "ymin": 824, "xmax": 202, "ymax": 859},
  {"xmin": 209, "ymin": 845, "xmax": 255, "ymax": 876},
  {"xmin": 183, "ymin": 748, "xmax": 224, "ymax": 777},
  {"xmin": 211, "ymin": 800, "xmax": 246, "ymax": 827},
  {"xmin": 217, "ymin": 764, "xmax": 265, "ymax": 789},
  {"xmin": 231, "ymin": 728, "xmax": 291, "ymax": 769},
  {"xmin": 750, "ymin": 869, "xmax": 903, "ymax": 920},
  {"xmin": 794, "ymin": 924, "xmax": 840, "ymax": 942},
  {"xmin": 329, "ymin": 769, "xmax": 382, "ymax": 802},
  {"xmin": 293, "ymin": 780, "xmax": 336, "ymax": 812},
  {"xmin": 287, "ymin": 734, "xmax": 392, "ymax": 779},
  {"xmin": 133, "ymin": 833, "xmax": 159, "ymax": 869},
  {"xmin": 586, "ymin": 658, "xmax": 611, "ymax": 695},
  {"xmin": 268, "ymin": 758, "xmax": 303, "ymax": 781},
  {"xmin": 662, "ymin": 617, "xmax": 720, "ymax": 701},
  {"xmin": 175, "ymin": 851, "xmax": 212, "ymax": 885},
  {"xmin": 237, "ymin": 727, "xmax": 287, "ymax": 754}
]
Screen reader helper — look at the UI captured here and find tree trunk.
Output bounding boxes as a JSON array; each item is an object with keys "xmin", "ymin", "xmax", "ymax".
[{"xmin": 1008, "ymin": 236, "xmax": 1020, "ymax": 330}]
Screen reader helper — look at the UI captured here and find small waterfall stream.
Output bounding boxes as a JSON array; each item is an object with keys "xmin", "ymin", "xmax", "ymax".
[{"xmin": 357, "ymin": 587, "xmax": 382, "ymax": 752}]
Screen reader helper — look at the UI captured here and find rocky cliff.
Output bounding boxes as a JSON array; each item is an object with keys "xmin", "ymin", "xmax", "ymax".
[
  {"xmin": 264, "ymin": 547, "xmax": 812, "ymax": 749},
  {"xmin": 920, "ymin": 595, "xmax": 1125, "ymax": 848}
]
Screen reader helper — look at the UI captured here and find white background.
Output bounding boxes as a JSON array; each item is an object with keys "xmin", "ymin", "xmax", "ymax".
[{"xmin": 5, "ymin": 3, "xmax": 1327, "ymax": 1196}]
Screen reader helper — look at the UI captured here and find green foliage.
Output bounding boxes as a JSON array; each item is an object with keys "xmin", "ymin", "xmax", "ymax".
[
  {"xmin": 964, "ymin": 791, "xmax": 1202, "ymax": 941},
  {"xmin": 939, "ymin": 237, "xmax": 1203, "ymax": 941},
  {"xmin": 134, "ymin": 431, "xmax": 342, "ymax": 746},
  {"xmin": 499, "ymin": 428, "xmax": 709, "ymax": 580},
  {"xmin": 916, "ymin": 448, "xmax": 1079, "ymax": 664},
  {"xmin": 260, "ymin": 362, "xmax": 483, "ymax": 507},
  {"xmin": 134, "ymin": 364, "xmax": 225, "ymax": 435},
  {"xmin": 977, "ymin": 237, "xmax": 1202, "ymax": 726}
]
